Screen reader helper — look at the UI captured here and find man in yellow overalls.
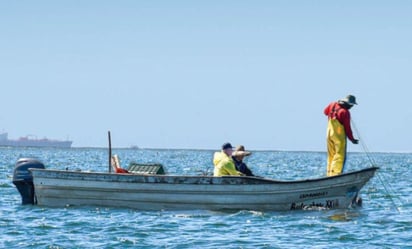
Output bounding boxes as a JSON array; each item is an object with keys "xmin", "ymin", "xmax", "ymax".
[
  {"xmin": 213, "ymin": 142, "xmax": 243, "ymax": 176},
  {"xmin": 324, "ymin": 95, "xmax": 359, "ymax": 176}
]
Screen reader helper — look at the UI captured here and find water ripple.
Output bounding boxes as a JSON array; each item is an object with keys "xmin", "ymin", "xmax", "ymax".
[{"xmin": 1, "ymin": 148, "xmax": 411, "ymax": 248}]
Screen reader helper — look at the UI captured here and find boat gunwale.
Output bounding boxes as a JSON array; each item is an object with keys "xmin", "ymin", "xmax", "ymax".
[{"xmin": 29, "ymin": 166, "xmax": 379, "ymax": 185}]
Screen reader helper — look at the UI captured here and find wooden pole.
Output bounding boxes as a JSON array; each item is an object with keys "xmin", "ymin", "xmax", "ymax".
[{"xmin": 108, "ymin": 131, "xmax": 112, "ymax": 173}]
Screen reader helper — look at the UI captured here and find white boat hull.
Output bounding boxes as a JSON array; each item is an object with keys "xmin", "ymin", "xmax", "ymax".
[{"xmin": 30, "ymin": 167, "xmax": 377, "ymax": 211}]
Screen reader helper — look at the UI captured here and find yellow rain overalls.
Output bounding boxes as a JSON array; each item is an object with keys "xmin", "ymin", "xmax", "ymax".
[
  {"xmin": 324, "ymin": 102, "xmax": 355, "ymax": 176},
  {"xmin": 213, "ymin": 151, "xmax": 242, "ymax": 176},
  {"xmin": 326, "ymin": 118, "xmax": 347, "ymax": 176}
]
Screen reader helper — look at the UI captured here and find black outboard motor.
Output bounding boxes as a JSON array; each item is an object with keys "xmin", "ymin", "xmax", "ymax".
[{"xmin": 12, "ymin": 158, "xmax": 45, "ymax": 205}]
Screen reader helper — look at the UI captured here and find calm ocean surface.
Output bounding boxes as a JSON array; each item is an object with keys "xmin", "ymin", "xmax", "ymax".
[{"xmin": 1, "ymin": 147, "xmax": 411, "ymax": 248}]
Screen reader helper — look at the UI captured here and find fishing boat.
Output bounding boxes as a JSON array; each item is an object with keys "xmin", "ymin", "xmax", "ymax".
[
  {"xmin": 13, "ymin": 157, "xmax": 378, "ymax": 211},
  {"xmin": 0, "ymin": 132, "xmax": 72, "ymax": 148}
]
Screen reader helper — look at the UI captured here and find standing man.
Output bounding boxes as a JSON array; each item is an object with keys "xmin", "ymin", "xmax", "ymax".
[
  {"xmin": 213, "ymin": 142, "xmax": 243, "ymax": 176},
  {"xmin": 324, "ymin": 95, "xmax": 359, "ymax": 176}
]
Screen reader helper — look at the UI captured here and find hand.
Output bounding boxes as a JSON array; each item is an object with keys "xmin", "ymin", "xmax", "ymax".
[{"xmin": 352, "ymin": 139, "xmax": 359, "ymax": 144}]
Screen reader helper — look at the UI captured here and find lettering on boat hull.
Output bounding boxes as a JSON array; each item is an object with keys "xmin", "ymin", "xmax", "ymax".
[
  {"xmin": 299, "ymin": 191, "xmax": 328, "ymax": 199},
  {"xmin": 290, "ymin": 199, "xmax": 340, "ymax": 210}
]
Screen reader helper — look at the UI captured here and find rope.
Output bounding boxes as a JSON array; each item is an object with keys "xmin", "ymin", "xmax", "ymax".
[
  {"xmin": 350, "ymin": 120, "xmax": 375, "ymax": 166},
  {"xmin": 351, "ymin": 119, "xmax": 401, "ymax": 213}
]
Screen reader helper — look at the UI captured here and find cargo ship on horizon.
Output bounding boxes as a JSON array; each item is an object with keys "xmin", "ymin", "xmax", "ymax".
[{"xmin": 0, "ymin": 132, "xmax": 72, "ymax": 148}]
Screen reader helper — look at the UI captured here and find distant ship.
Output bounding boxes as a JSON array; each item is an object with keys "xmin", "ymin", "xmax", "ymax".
[{"xmin": 0, "ymin": 132, "xmax": 72, "ymax": 148}]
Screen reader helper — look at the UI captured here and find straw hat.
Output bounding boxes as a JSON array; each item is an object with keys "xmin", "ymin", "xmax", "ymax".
[{"xmin": 232, "ymin": 145, "xmax": 252, "ymax": 157}]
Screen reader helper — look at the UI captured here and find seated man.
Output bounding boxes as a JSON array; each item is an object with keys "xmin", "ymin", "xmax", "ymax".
[
  {"xmin": 232, "ymin": 145, "xmax": 254, "ymax": 176},
  {"xmin": 213, "ymin": 142, "xmax": 243, "ymax": 176}
]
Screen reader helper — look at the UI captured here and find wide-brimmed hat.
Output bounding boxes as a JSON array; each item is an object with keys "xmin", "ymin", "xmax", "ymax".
[
  {"xmin": 338, "ymin": 95, "xmax": 357, "ymax": 106},
  {"xmin": 232, "ymin": 145, "xmax": 252, "ymax": 157}
]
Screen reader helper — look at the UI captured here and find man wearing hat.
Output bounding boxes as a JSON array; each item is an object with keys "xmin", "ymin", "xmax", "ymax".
[
  {"xmin": 232, "ymin": 145, "xmax": 254, "ymax": 176},
  {"xmin": 324, "ymin": 95, "xmax": 359, "ymax": 176},
  {"xmin": 213, "ymin": 142, "xmax": 243, "ymax": 176}
]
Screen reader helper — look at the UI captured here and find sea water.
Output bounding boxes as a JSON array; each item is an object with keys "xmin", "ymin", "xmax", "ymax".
[{"xmin": 1, "ymin": 147, "xmax": 411, "ymax": 248}]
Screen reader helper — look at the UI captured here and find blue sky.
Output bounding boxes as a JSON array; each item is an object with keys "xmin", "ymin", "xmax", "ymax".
[{"xmin": 1, "ymin": 1, "xmax": 411, "ymax": 152}]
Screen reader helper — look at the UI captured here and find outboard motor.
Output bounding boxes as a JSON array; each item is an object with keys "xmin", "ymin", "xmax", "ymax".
[{"xmin": 12, "ymin": 158, "xmax": 45, "ymax": 205}]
